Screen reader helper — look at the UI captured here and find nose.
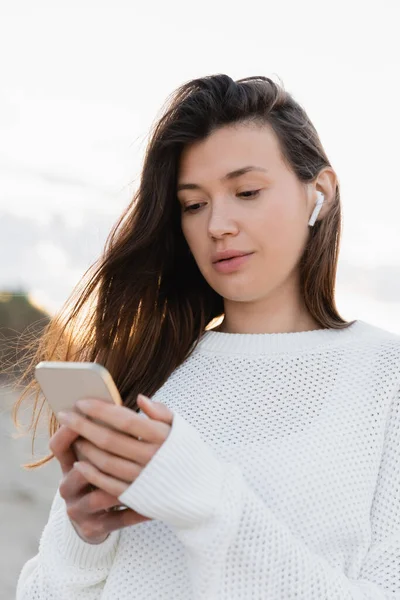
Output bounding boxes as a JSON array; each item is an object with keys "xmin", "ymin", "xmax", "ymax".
[{"xmin": 207, "ymin": 201, "xmax": 239, "ymax": 239}]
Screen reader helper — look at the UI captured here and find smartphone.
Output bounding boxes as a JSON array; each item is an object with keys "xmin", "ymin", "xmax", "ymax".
[
  {"xmin": 35, "ymin": 361, "xmax": 123, "ymax": 415},
  {"xmin": 35, "ymin": 361, "xmax": 125, "ymax": 462}
]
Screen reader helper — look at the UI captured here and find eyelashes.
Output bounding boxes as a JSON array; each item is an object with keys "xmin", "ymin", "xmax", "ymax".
[
  {"xmin": 182, "ymin": 190, "xmax": 261, "ymax": 213},
  {"xmin": 237, "ymin": 190, "xmax": 261, "ymax": 199}
]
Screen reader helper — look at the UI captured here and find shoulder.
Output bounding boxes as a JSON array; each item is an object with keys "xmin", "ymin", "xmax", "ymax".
[
  {"xmin": 354, "ymin": 319, "xmax": 400, "ymax": 351},
  {"xmin": 347, "ymin": 319, "xmax": 400, "ymax": 386},
  {"xmin": 363, "ymin": 319, "xmax": 400, "ymax": 385}
]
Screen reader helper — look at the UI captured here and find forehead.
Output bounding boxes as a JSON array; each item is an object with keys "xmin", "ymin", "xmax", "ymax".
[{"xmin": 178, "ymin": 122, "xmax": 282, "ymax": 180}]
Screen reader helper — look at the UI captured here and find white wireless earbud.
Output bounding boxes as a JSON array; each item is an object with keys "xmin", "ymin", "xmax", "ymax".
[{"xmin": 308, "ymin": 191, "xmax": 325, "ymax": 227}]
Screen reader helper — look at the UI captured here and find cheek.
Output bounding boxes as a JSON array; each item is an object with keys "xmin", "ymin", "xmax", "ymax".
[
  {"xmin": 256, "ymin": 202, "xmax": 307, "ymax": 258},
  {"xmin": 255, "ymin": 202, "xmax": 287, "ymax": 247},
  {"xmin": 181, "ymin": 220, "xmax": 203, "ymax": 258}
]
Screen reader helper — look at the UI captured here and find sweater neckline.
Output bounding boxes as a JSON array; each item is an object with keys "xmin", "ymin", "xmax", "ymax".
[{"xmin": 196, "ymin": 319, "xmax": 366, "ymax": 355}]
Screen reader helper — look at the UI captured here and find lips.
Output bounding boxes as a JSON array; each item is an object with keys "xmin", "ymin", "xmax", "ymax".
[
  {"xmin": 216, "ymin": 256, "xmax": 239, "ymax": 262},
  {"xmin": 212, "ymin": 251, "xmax": 252, "ymax": 263},
  {"xmin": 212, "ymin": 252, "xmax": 254, "ymax": 274}
]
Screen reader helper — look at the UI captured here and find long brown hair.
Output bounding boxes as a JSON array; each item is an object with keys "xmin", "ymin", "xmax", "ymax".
[{"xmin": 12, "ymin": 74, "xmax": 353, "ymax": 468}]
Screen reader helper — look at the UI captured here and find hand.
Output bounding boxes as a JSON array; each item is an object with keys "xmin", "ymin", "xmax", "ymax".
[
  {"xmin": 49, "ymin": 412, "xmax": 154, "ymax": 545},
  {"xmin": 55, "ymin": 394, "xmax": 174, "ymax": 502}
]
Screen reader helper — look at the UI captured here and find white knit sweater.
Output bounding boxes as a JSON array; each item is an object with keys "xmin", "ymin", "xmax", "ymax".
[{"xmin": 16, "ymin": 319, "xmax": 400, "ymax": 599}]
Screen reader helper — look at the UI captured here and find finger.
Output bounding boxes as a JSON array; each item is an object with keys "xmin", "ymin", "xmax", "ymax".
[
  {"xmin": 74, "ymin": 440, "xmax": 142, "ymax": 483},
  {"xmin": 70, "ymin": 400, "xmax": 171, "ymax": 444},
  {"xmin": 73, "ymin": 460, "xmax": 129, "ymax": 497},
  {"xmin": 58, "ymin": 411, "xmax": 160, "ymax": 464},
  {"xmin": 49, "ymin": 425, "xmax": 81, "ymax": 474},
  {"xmin": 59, "ymin": 464, "xmax": 95, "ymax": 502},
  {"xmin": 71, "ymin": 487, "xmax": 124, "ymax": 517},
  {"xmin": 137, "ymin": 395, "xmax": 174, "ymax": 425},
  {"xmin": 58, "ymin": 410, "xmax": 169, "ymax": 468},
  {"xmin": 71, "ymin": 507, "xmax": 151, "ymax": 540},
  {"xmin": 74, "ymin": 429, "xmax": 158, "ymax": 466},
  {"xmin": 103, "ymin": 507, "xmax": 151, "ymax": 531}
]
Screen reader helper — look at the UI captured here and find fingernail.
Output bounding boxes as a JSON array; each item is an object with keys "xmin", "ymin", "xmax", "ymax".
[
  {"xmin": 138, "ymin": 394, "xmax": 152, "ymax": 403},
  {"xmin": 73, "ymin": 461, "xmax": 88, "ymax": 472},
  {"xmin": 75, "ymin": 399, "xmax": 91, "ymax": 410},
  {"xmin": 57, "ymin": 411, "xmax": 70, "ymax": 422}
]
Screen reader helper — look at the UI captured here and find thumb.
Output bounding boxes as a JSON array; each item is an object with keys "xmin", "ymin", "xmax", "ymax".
[{"xmin": 137, "ymin": 394, "xmax": 174, "ymax": 425}]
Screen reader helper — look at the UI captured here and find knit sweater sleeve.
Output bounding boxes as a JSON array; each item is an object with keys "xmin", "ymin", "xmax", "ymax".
[
  {"xmin": 16, "ymin": 485, "xmax": 120, "ymax": 599},
  {"xmin": 118, "ymin": 391, "xmax": 400, "ymax": 600}
]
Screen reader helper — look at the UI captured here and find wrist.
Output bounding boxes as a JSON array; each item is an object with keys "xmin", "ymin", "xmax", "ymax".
[{"xmin": 70, "ymin": 519, "xmax": 110, "ymax": 545}]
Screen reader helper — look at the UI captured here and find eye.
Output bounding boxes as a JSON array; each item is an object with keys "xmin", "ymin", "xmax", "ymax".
[
  {"xmin": 182, "ymin": 189, "xmax": 261, "ymax": 213},
  {"xmin": 238, "ymin": 189, "xmax": 261, "ymax": 198},
  {"xmin": 182, "ymin": 202, "xmax": 205, "ymax": 213}
]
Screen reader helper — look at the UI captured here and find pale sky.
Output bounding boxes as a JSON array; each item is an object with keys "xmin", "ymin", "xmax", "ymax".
[{"xmin": 0, "ymin": 0, "xmax": 399, "ymax": 333}]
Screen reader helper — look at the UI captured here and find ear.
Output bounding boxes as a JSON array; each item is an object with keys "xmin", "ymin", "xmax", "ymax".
[{"xmin": 307, "ymin": 167, "xmax": 337, "ymax": 221}]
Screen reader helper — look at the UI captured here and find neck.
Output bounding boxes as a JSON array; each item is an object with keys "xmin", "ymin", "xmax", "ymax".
[
  {"xmin": 215, "ymin": 282, "xmax": 323, "ymax": 335},
  {"xmin": 215, "ymin": 316, "xmax": 323, "ymax": 335}
]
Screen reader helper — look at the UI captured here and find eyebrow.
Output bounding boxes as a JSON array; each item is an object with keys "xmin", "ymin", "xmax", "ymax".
[{"xmin": 177, "ymin": 166, "xmax": 268, "ymax": 192}]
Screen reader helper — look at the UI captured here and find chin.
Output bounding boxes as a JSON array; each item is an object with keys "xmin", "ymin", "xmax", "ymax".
[
  {"xmin": 211, "ymin": 283, "xmax": 261, "ymax": 303},
  {"xmin": 203, "ymin": 270, "xmax": 262, "ymax": 302},
  {"xmin": 222, "ymin": 292, "xmax": 260, "ymax": 303}
]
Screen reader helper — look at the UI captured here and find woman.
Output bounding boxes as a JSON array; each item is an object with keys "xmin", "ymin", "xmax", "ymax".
[{"xmin": 15, "ymin": 74, "xmax": 400, "ymax": 599}]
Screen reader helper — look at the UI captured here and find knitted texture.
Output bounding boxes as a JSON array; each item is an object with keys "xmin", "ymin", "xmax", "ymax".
[{"xmin": 16, "ymin": 319, "xmax": 400, "ymax": 599}]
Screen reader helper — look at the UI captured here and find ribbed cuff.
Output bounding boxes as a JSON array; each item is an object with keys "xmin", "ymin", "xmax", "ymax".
[
  {"xmin": 54, "ymin": 504, "xmax": 120, "ymax": 569},
  {"xmin": 118, "ymin": 411, "xmax": 225, "ymax": 529}
]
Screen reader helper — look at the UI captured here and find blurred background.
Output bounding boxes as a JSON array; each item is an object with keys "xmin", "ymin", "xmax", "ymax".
[{"xmin": 1, "ymin": 0, "xmax": 399, "ymax": 597}]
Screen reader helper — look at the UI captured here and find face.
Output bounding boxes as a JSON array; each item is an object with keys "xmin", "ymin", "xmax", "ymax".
[{"xmin": 177, "ymin": 122, "xmax": 313, "ymax": 303}]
